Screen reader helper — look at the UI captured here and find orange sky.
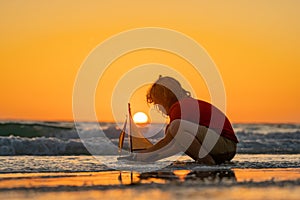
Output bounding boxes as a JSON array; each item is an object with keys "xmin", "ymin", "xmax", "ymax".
[{"xmin": 0, "ymin": 0, "xmax": 299, "ymax": 123}]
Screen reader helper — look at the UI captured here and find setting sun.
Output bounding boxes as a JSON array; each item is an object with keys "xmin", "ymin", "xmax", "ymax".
[{"xmin": 133, "ymin": 112, "xmax": 148, "ymax": 124}]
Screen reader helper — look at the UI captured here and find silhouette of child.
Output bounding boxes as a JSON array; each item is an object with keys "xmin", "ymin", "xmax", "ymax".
[{"xmin": 124, "ymin": 76, "xmax": 238, "ymax": 165}]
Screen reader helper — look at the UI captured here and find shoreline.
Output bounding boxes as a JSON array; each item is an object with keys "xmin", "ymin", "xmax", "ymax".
[
  {"xmin": 0, "ymin": 168, "xmax": 299, "ymax": 191},
  {"xmin": 0, "ymin": 153, "xmax": 299, "ymax": 200},
  {"xmin": 0, "ymin": 168, "xmax": 299, "ymax": 200}
]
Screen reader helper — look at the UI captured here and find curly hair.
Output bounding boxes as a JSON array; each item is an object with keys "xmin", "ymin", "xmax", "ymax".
[{"xmin": 146, "ymin": 76, "xmax": 190, "ymax": 114}]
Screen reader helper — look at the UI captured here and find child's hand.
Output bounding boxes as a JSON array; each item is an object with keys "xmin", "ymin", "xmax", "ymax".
[{"xmin": 117, "ymin": 153, "xmax": 137, "ymax": 161}]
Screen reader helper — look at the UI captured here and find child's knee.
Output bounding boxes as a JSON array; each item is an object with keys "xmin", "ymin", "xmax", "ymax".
[{"xmin": 167, "ymin": 119, "xmax": 181, "ymax": 137}]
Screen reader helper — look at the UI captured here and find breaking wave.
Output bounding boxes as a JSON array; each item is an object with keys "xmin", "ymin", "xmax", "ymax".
[{"xmin": 0, "ymin": 121, "xmax": 299, "ymax": 155}]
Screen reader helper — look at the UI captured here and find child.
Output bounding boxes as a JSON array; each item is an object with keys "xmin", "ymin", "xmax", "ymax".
[{"xmin": 123, "ymin": 76, "xmax": 238, "ymax": 165}]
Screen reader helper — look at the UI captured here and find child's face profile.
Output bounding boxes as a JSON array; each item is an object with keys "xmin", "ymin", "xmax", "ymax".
[
  {"xmin": 156, "ymin": 104, "xmax": 167, "ymax": 115},
  {"xmin": 152, "ymin": 96, "xmax": 168, "ymax": 115}
]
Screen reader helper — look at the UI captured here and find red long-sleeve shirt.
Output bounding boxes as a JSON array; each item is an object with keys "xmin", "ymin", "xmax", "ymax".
[{"xmin": 168, "ymin": 97, "xmax": 238, "ymax": 143}]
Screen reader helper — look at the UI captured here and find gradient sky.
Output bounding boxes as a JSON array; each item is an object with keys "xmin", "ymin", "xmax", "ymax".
[{"xmin": 1, "ymin": 0, "xmax": 299, "ymax": 123}]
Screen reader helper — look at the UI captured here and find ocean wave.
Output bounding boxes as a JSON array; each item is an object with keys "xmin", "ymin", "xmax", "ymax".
[
  {"xmin": 0, "ymin": 121, "xmax": 299, "ymax": 155},
  {"xmin": 236, "ymin": 131, "xmax": 300, "ymax": 154},
  {"xmin": 0, "ymin": 132, "xmax": 299, "ymax": 156},
  {"xmin": 0, "ymin": 121, "xmax": 122, "ymax": 139},
  {"xmin": 0, "ymin": 136, "xmax": 90, "ymax": 156},
  {"xmin": 0, "ymin": 121, "xmax": 76, "ymax": 138}
]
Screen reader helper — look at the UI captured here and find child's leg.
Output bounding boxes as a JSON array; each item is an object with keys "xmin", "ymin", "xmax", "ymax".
[
  {"xmin": 170, "ymin": 120, "xmax": 235, "ymax": 164},
  {"xmin": 167, "ymin": 120, "xmax": 215, "ymax": 164}
]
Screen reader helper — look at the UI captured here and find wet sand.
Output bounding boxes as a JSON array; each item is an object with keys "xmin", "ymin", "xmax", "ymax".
[{"xmin": 0, "ymin": 168, "xmax": 299, "ymax": 200}]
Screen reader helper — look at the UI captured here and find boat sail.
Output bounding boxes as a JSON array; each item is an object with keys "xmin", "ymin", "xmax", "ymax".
[{"xmin": 118, "ymin": 103, "xmax": 153, "ymax": 154}]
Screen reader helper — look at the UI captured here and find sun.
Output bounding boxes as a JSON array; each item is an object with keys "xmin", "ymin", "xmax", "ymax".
[{"xmin": 133, "ymin": 112, "xmax": 149, "ymax": 124}]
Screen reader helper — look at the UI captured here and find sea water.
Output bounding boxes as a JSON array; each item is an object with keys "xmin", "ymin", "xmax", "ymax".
[
  {"xmin": 0, "ymin": 121, "xmax": 299, "ymax": 173},
  {"xmin": 0, "ymin": 122, "xmax": 300, "ymax": 200}
]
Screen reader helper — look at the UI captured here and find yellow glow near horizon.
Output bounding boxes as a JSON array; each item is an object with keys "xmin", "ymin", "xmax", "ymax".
[
  {"xmin": 133, "ymin": 112, "xmax": 149, "ymax": 124},
  {"xmin": 0, "ymin": 1, "xmax": 300, "ymax": 123}
]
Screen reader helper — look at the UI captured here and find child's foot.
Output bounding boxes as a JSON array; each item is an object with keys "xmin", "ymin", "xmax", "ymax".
[{"xmin": 196, "ymin": 154, "xmax": 216, "ymax": 165}]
